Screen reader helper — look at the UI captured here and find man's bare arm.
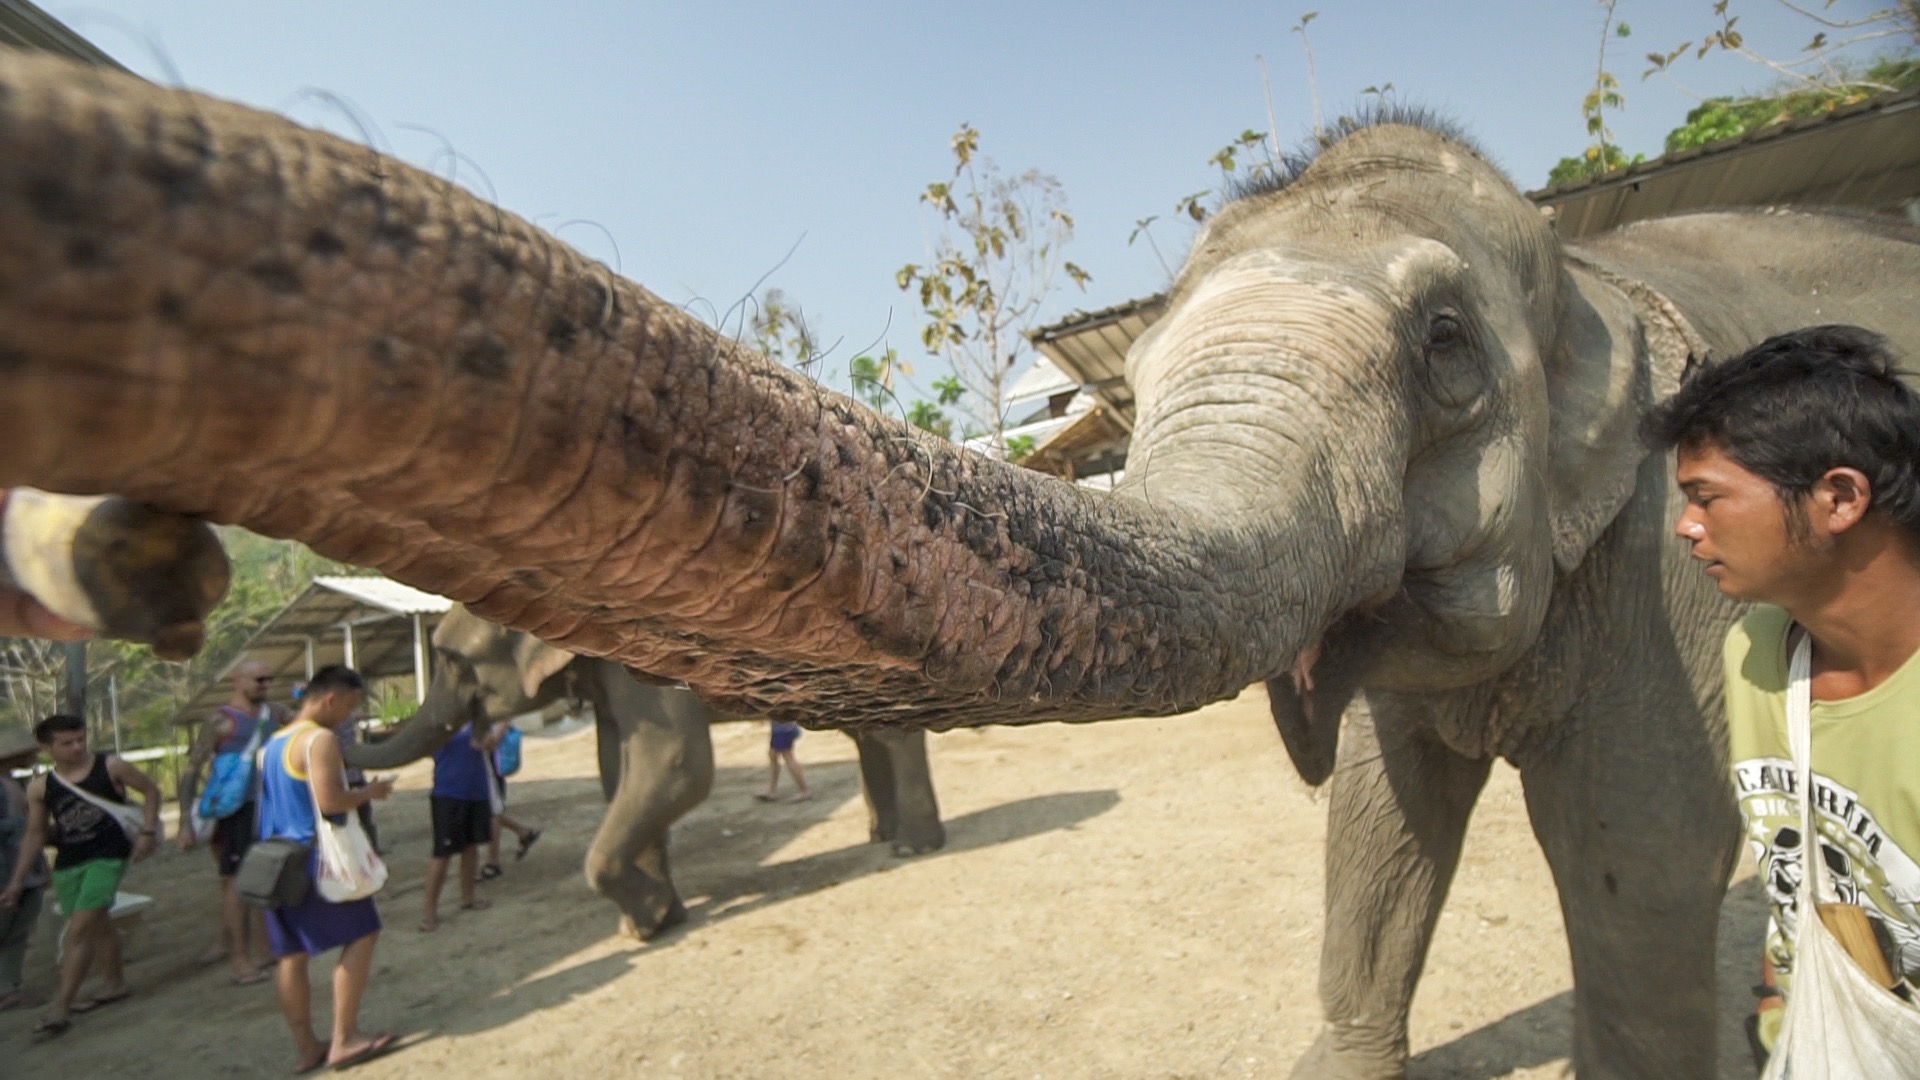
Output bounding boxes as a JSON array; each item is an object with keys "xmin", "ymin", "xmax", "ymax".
[
  {"xmin": 108, "ymin": 754, "xmax": 163, "ymax": 831},
  {"xmin": 0, "ymin": 777, "xmax": 48, "ymax": 902},
  {"xmin": 178, "ymin": 715, "xmax": 230, "ymax": 816}
]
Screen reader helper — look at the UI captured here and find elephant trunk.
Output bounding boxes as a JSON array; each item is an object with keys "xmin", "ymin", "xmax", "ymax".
[
  {"xmin": 341, "ymin": 675, "xmax": 470, "ymax": 771},
  {"xmin": 0, "ymin": 53, "xmax": 1356, "ymax": 728}
]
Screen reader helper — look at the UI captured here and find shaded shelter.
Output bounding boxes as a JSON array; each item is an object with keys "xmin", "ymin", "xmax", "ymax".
[{"xmin": 168, "ymin": 576, "xmax": 451, "ymax": 735}]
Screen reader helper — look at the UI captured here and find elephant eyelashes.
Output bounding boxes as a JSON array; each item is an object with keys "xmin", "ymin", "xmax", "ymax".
[{"xmin": 1422, "ymin": 313, "xmax": 1466, "ymax": 355}]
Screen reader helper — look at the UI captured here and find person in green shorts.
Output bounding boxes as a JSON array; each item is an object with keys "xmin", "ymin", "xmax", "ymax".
[
  {"xmin": 0, "ymin": 724, "xmax": 50, "ymax": 1013},
  {"xmin": 1647, "ymin": 325, "xmax": 1920, "ymax": 1068},
  {"xmin": 0, "ymin": 713, "xmax": 161, "ymax": 1037}
]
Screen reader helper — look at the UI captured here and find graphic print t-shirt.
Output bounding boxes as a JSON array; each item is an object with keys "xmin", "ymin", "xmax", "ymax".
[{"xmin": 1725, "ymin": 604, "xmax": 1920, "ymax": 991}]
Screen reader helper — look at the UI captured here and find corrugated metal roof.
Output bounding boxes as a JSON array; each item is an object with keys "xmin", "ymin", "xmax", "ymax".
[
  {"xmin": 1527, "ymin": 88, "xmax": 1920, "ymax": 239},
  {"xmin": 313, "ymin": 576, "xmax": 453, "ymax": 616},
  {"xmin": 1027, "ymin": 294, "xmax": 1165, "ymax": 421},
  {"xmin": 0, "ymin": 0, "xmax": 128, "ymax": 71},
  {"xmin": 1006, "ymin": 356, "xmax": 1078, "ymax": 405},
  {"xmin": 167, "ymin": 577, "xmax": 452, "ymax": 730}
]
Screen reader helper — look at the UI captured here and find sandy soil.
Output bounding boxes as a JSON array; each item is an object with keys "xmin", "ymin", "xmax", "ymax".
[{"xmin": 3, "ymin": 687, "xmax": 1767, "ymax": 1078}]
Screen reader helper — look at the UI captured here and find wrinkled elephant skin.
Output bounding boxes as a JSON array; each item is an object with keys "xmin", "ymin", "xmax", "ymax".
[{"xmin": 2, "ymin": 55, "xmax": 1919, "ymax": 1077}]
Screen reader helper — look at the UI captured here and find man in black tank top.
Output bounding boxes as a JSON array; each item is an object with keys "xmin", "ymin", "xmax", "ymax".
[{"xmin": 0, "ymin": 714, "xmax": 161, "ymax": 1037}]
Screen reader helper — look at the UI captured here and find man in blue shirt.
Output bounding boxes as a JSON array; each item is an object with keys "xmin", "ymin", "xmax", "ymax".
[{"xmin": 421, "ymin": 725, "xmax": 492, "ymax": 932}]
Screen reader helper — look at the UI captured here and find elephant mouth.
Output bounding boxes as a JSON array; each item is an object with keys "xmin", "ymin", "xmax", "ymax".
[{"xmin": 1270, "ymin": 608, "xmax": 1394, "ymax": 785}]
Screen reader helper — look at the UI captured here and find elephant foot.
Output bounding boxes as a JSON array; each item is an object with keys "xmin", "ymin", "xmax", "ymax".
[
  {"xmin": 1287, "ymin": 1029, "xmax": 1406, "ymax": 1080},
  {"xmin": 617, "ymin": 896, "xmax": 688, "ymax": 942},
  {"xmin": 889, "ymin": 820, "xmax": 947, "ymax": 857}
]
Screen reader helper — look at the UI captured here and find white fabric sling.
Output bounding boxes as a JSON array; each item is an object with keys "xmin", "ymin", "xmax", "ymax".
[
  {"xmin": 1762, "ymin": 631, "xmax": 1920, "ymax": 1078},
  {"xmin": 47, "ymin": 761, "xmax": 147, "ymax": 844},
  {"xmin": 303, "ymin": 737, "xmax": 387, "ymax": 903}
]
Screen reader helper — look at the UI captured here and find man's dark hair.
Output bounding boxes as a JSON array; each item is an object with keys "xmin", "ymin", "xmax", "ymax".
[
  {"xmin": 305, "ymin": 665, "xmax": 365, "ymax": 698},
  {"xmin": 1644, "ymin": 325, "xmax": 1920, "ymax": 537},
  {"xmin": 34, "ymin": 713, "xmax": 86, "ymax": 744}
]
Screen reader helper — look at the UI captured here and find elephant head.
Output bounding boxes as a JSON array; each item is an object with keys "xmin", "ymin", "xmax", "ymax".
[
  {"xmin": 343, "ymin": 604, "xmax": 576, "ymax": 770},
  {"xmin": 0, "ymin": 59, "xmax": 1690, "ymax": 754}
]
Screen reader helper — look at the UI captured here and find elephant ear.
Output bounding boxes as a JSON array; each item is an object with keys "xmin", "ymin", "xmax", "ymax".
[
  {"xmin": 1544, "ymin": 260, "xmax": 1707, "ymax": 573},
  {"xmin": 512, "ymin": 633, "xmax": 577, "ymax": 700}
]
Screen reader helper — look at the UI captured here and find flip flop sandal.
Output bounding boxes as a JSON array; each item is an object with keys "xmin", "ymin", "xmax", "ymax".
[
  {"xmin": 294, "ymin": 1041, "xmax": 332, "ymax": 1075},
  {"xmin": 329, "ymin": 1032, "xmax": 399, "ymax": 1072},
  {"xmin": 32, "ymin": 1016, "xmax": 71, "ymax": 1038},
  {"xmin": 515, "ymin": 829, "xmax": 542, "ymax": 861},
  {"xmin": 71, "ymin": 990, "xmax": 131, "ymax": 1013},
  {"xmin": 478, "ymin": 864, "xmax": 503, "ymax": 881},
  {"xmin": 754, "ymin": 793, "xmax": 779, "ymax": 802},
  {"xmin": 232, "ymin": 968, "xmax": 273, "ymax": 986}
]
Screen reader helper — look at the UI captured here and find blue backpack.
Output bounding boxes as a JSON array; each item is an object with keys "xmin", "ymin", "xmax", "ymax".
[
  {"xmin": 494, "ymin": 727, "xmax": 524, "ymax": 778},
  {"xmin": 198, "ymin": 707, "xmax": 269, "ymax": 822}
]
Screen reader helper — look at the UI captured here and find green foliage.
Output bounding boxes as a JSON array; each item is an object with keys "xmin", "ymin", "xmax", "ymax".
[
  {"xmin": 1546, "ymin": 143, "xmax": 1646, "ymax": 187},
  {"xmin": 848, "ymin": 351, "xmax": 965, "ymax": 442},
  {"xmin": 848, "ymin": 349, "xmax": 897, "ymax": 411},
  {"xmin": 745, "ymin": 287, "xmax": 819, "ymax": 373},
  {"xmin": 906, "ymin": 400, "xmax": 954, "ymax": 440},
  {"xmin": 1663, "ymin": 56, "xmax": 1920, "ymax": 153},
  {"xmin": 1003, "ymin": 434, "xmax": 1038, "ymax": 463}
]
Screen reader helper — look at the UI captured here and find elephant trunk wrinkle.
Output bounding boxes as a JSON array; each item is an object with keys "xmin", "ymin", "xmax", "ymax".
[{"xmin": 0, "ymin": 51, "xmax": 1335, "ymax": 729}]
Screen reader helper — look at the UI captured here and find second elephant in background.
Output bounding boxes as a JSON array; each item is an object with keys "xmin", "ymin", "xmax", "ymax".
[{"xmin": 346, "ymin": 605, "xmax": 944, "ymax": 938}]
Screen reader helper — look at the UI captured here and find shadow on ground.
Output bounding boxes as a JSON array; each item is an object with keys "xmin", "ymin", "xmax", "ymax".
[
  {"xmin": 369, "ymin": 754, "xmax": 1120, "ymax": 1052},
  {"xmin": 2, "ymin": 736, "xmax": 1116, "ymax": 1075}
]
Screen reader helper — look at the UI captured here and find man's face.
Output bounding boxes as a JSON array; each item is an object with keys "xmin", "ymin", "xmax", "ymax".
[
  {"xmin": 39, "ymin": 728, "xmax": 88, "ymax": 768},
  {"xmin": 1674, "ymin": 443, "xmax": 1828, "ymax": 604},
  {"xmin": 233, "ymin": 662, "xmax": 272, "ymax": 706}
]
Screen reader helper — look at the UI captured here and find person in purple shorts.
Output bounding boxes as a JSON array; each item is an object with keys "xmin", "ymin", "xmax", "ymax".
[
  {"xmin": 256, "ymin": 665, "xmax": 397, "ymax": 1073},
  {"xmin": 757, "ymin": 721, "xmax": 812, "ymax": 803}
]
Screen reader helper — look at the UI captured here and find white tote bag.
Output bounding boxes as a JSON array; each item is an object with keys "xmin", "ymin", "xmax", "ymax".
[
  {"xmin": 1763, "ymin": 633, "xmax": 1920, "ymax": 1078},
  {"xmin": 304, "ymin": 739, "xmax": 387, "ymax": 903}
]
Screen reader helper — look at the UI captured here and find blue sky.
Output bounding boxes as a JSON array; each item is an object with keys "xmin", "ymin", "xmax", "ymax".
[{"xmin": 59, "ymin": 1, "xmax": 1902, "ymax": 397}]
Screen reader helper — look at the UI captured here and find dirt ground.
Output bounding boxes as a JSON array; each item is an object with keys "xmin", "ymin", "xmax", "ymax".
[{"xmin": 3, "ymin": 687, "xmax": 1767, "ymax": 1079}]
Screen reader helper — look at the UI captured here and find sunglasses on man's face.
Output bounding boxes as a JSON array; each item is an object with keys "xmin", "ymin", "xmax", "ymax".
[{"xmin": 252, "ymin": 677, "xmax": 273, "ymax": 686}]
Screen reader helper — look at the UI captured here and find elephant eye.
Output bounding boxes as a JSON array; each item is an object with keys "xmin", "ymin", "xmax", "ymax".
[{"xmin": 1423, "ymin": 313, "xmax": 1465, "ymax": 354}]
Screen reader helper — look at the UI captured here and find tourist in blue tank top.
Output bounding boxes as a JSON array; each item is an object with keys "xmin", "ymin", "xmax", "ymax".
[
  {"xmin": 421, "ymin": 726, "xmax": 494, "ymax": 931},
  {"xmin": 255, "ymin": 665, "xmax": 397, "ymax": 1073}
]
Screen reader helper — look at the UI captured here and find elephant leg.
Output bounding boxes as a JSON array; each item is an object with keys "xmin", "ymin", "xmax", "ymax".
[
  {"xmin": 872, "ymin": 728, "xmax": 943, "ymax": 855},
  {"xmin": 594, "ymin": 707, "xmax": 621, "ymax": 803},
  {"xmin": 578, "ymin": 665, "xmax": 716, "ymax": 939},
  {"xmin": 1291, "ymin": 696, "xmax": 1491, "ymax": 1080},
  {"xmin": 849, "ymin": 732, "xmax": 900, "ymax": 845},
  {"xmin": 1517, "ymin": 690, "xmax": 1737, "ymax": 1080}
]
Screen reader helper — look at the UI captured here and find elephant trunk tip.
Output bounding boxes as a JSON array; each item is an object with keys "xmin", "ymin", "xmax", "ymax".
[{"xmin": 150, "ymin": 621, "xmax": 206, "ymax": 661}]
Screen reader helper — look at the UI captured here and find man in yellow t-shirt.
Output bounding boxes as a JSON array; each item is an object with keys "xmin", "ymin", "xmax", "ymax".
[{"xmin": 1646, "ymin": 325, "xmax": 1920, "ymax": 1066}]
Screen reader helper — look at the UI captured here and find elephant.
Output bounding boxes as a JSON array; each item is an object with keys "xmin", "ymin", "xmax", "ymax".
[
  {"xmin": 2, "ymin": 53, "xmax": 1919, "ymax": 1077},
  {"xmin": 342, "ymin": 604, "xmax": 945, "ymax": 938}
]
